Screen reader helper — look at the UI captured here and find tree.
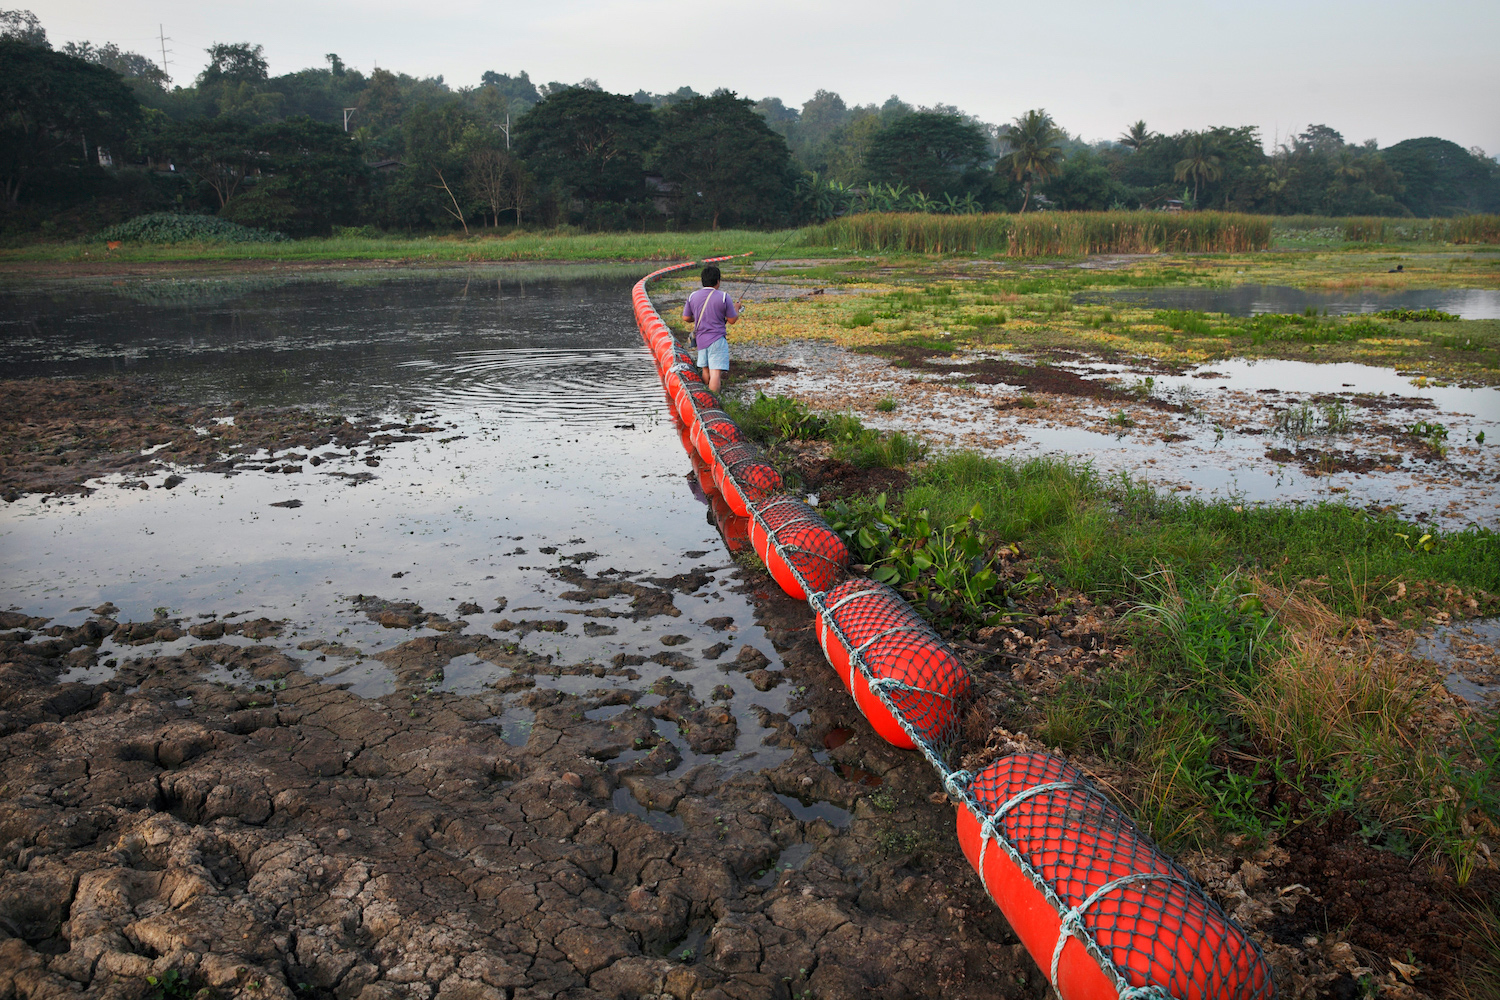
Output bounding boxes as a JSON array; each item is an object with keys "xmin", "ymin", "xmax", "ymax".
[
  {"xmin": 1383, "ymin": 137, "xmax": 1499, "ymax": 216},
  {"xmin": 654, "ymin": 92, "xmax": 796, "ymax": 229},
  {"xmin": 1043, "ymin": 148, "xmax": 1126, "ymax": 210},
  {"xmin": 0, "ymin": 40, "xmax": 141, "ymax": 207},
  {"xmin": 63, "ymin": 41, "xmax": 168, "ymax": 88},
  {"xmin": 1119, "ymin": 120, "xmax": 1156, "ymax": 151},
  {"xmin": 999, "ymin": 109, "xmax": 1065, "ymax": 213},
  {"xmin": 355, "ymin": 68, "xmax": 404, "ymax": 136},
  {"xmin": 197, "ymin": 43, "xmax": 269, "ymax": 87},
  {"xmin": 479, "ymin": 69, "xmax": 540, "ymax": 109},
  {"xmin": 1173, "ymin": 133, "xmax": 1224, "ymax": 206},
  {"xmin": 863, "ymin": 112, "xmax": 989, "ymax": 197},
  {"xmin": 220, "ymin": 117, "xmax": 367, "ymax": 235},
  {"xmin": 513, "ymin": 87, "xmax": 656, "ymax": 209},
  {"xmin": 463, "ymin": 136, "xmax": 532, "ymax": 226},
  {"xmin": 158, "ymin": 116, "xmax": 264, "ymax": 208},
  {"xmin": 0, "ymin": 8, "xmax": 46, "ymax": 46},
  {"xmin": 402, "ymin": 101, "xmax": 479, "ymax": 233}
]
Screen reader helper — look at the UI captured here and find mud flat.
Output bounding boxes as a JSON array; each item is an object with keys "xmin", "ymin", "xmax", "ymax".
[{"xmin": 736, "ymin": 340, "xmax": 1500, "ymax": 531}]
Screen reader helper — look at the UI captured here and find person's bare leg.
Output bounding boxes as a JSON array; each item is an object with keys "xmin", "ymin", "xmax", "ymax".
[
  {"xmin": 700, "ymin": 367, "xmax": 710, "ymax": 386},
  {"xmin": 707, "ymin": 369, "xmax": 722, "ymax": 393}
]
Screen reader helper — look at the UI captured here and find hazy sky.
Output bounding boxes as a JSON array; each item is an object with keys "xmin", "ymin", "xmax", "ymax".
[{"xmin": 28, "ymin": 0, "xmax": 1500, "ymax": 154}]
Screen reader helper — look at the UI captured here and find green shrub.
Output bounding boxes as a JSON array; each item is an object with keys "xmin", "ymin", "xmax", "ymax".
[
  {"xmin": 1372, "ymin": 307, "xmax": 1460, "ymax": 322},
  {"xmin": 99, "ymin": 212, "xmax": 290, "ymax": 244}
]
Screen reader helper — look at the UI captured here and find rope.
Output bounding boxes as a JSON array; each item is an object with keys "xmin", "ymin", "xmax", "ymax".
[{"xmin": 1048, "ymin": 872, "xmax": 1198, "ymax": 998}]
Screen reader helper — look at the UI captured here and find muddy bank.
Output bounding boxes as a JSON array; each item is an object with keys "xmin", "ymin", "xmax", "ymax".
[
  {"xmin": 0, "ymin": 575, "xmax": 1052, "ymax": 1000},
  {"xmin": 0, "ymin": 378, "xmax": 441, "ymax": 502}
]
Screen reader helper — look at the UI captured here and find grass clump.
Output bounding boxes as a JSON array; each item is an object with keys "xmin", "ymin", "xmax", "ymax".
[
  {"xmin": 99, "ymin": 212, "xmax": 290, "ymax": 244},
  {"xmin": 1272, "ymin": 400, "xmax": 1355, "ymax": 438},
  {"xmin": 722, "ymin": 392, "xmax": 925, "ymax": 468},
  {"xmin": 801, "ymin": 210, "xmax": 1272, "ymax": 256},
  {"xmin": 1373, "ymin": 307, "xmax": 1461, "ymax": 322},
  {"xmin": 874, "ymin": 450, "xmax": 1500, "ymax": 857}
]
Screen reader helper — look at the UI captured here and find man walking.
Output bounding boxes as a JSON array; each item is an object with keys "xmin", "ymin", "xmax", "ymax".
[{"xmin": 683, "ymin": 265, "xmax": 739, "ymax": 393}]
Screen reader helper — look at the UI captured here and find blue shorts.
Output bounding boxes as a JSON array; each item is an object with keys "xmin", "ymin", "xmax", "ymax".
[{"xmin": 696, "ymin": 337, "xmax": 730, "ymax": 372}]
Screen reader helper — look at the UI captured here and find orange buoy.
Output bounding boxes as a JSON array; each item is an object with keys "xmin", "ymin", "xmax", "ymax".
[
  {"xmin": 748, "ymin": 498, "xmax": 849, "ymax": 600},
  {"xmin": 955, "ymin": 754, "xmax": 1273, "ymax": 1000},
  {"xmin": 811, "ymin": 579, "xmax": 972, "ymax": 749}
]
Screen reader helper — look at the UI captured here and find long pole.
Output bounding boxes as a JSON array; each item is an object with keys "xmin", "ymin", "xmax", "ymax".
[
  {"xmin": 732, "ymin": 227, "xmax": 798, "ymax": 304},
  {"xmin": 158, "ymin": 24, "xmax": 171, "ymax": 84}
]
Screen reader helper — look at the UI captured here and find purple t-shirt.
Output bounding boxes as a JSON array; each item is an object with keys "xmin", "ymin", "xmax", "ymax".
[{"xmin": 683, "ymin": 287, "xmax": 739, "ymax": 349}]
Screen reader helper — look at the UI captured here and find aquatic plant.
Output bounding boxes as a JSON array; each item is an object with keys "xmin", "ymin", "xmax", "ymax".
[
  {"xmin": 1372, "ymin": 307, "xmax": 1461, "ymax": 322},
  {"xmin": 99, "ymin": 212, "xmax": 290, "ymax": 244}
]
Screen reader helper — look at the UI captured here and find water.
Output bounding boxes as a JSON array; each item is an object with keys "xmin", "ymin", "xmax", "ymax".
[
  {"xmin": 1079, "ymin": 284, "xmax": 1500, "ymax": 319},
  {"xmin": 1414, "ymin": 617, "xmax": 1500, "ymax": 703},
  {"xmin": 0, "ymin": 265, "xmax": 793, "ymax": 768}
]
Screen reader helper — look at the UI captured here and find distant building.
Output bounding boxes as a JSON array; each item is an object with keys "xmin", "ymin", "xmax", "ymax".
[
  {"xmin": 368, "ymin": 159, "xmax": 404, "ymax": 173},
  {"xmin": 1161, "ymin": 198, "xmax": 1184, "ymax": 213}
]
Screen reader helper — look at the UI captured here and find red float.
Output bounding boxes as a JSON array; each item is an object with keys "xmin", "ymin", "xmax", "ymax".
[
  {"xmin": 956, "ymin": 754, "xmax": 1273, "ymax": 1000},
  {"xmin": 810, "ymin": 579, "xmax": 972, "ymax": 750},
  {"xmin": 747, "ymin": 497, "xmax": 849, "ymax": 600}
]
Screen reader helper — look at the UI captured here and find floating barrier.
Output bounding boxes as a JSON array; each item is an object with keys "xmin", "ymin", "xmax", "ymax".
[
  {"xmin": 628, "ymin": 261, "xmax": 1273, "ymax": 1000},
  {"xmin": 689, "ymin": 408, "xmax": 746, "ymax": 463},
  {"xmin": 710, "ymin": 441, "xmax": 782, "ymax": 517},
  {"xmin": 745, "ymin": 496, "xmax": 850, "ymax": 600},
  {"xmin": 956, "ymin": 754, "xmax": 1273, "ymax": 1000},
  {"xmin": 809, "ymin": 578, "xmax": 973, "ymax": 750}
]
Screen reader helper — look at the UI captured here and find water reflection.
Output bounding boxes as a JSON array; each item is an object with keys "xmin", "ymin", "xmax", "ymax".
[{"xmin": 0, "ymin": 264, "xmax": 657, "ymax": 411}]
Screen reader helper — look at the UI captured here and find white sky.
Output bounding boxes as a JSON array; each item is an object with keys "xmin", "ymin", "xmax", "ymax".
[{"xmin": 28, "ymin": 0, "xmax": 1500, "ymax": 155}]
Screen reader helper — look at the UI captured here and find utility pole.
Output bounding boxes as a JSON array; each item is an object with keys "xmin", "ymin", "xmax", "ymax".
[
  {"xmin": 343, "ymin": 108, "xmax": 357, "ymax": 132},
  {"xmin": 158, "ymin": 24, "xmax": 172, "ymax": 84},
  {"xmin": 498, "ymin": 112, "xmax": 511, "ymax": 150}
]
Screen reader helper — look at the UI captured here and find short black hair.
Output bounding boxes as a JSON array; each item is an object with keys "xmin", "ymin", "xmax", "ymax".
[{"xmin": 701, "ymin": 265, "xmax": 721, "ymax": 286}]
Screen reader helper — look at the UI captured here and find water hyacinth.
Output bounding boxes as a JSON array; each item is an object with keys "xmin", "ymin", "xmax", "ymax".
[{"xmin": 99, "ymin": 213, "xmax": 291, "ymax": 244}]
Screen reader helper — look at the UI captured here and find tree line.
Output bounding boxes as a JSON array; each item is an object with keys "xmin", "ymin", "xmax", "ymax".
[{"xmin": 2, "ymin": 8, "xmax": 1497, "ymax": 240}]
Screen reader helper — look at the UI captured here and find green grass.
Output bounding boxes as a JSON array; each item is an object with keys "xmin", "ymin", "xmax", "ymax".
[
  {"xmin": 903, "ymin": 452, "xmax": 1499, "ymax": 613},
  {"xmin": 0, "ymin": 227, "xmax": 814, "ymax": 264},
  {"xmin": 721, "ymin": 391, "xmax": 924, "ymax": 468},
  {"xmin": 881, "ymin": 451, "xmax": 1500, "ymax": 859},
  {"xmin": 801, "ymin": 210, "xmax": 1273, "ymax": 256}
]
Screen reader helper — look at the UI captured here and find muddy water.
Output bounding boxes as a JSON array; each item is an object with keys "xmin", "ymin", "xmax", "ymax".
[
  {"xmin": 1081, "ymin": 284, "xmax": 1500, "ymax": 319},
  {"xmin": 0, "ymin": 265, "xmax": 793, "ymax": 771}
]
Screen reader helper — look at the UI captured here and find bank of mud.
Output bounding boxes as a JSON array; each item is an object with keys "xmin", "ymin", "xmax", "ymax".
[
  {"xmin": 0, "ymin": 378, "xmax": 442, "ymax": 503},
  {"xmin": 0, "ymin": 583, "xmax": 1050, "ymax": 1000}
]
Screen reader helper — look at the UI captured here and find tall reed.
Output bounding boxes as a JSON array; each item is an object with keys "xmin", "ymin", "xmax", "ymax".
[{"xmin": 800, "ymin": 211, "xmax": 1272, "ymax": 256}]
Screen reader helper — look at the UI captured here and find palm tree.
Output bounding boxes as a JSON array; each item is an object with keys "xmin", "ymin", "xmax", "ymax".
[
  {"xmin": 1173, "ymin": 134, "xmax": 1223, "ymax": 207},
  {"xmin": 1334, "ymin": 150, "xmax": 1366, "ymax": 187},
  {"xmin": 1000, "ymin": 109, "xmax": 1065, "ymax": 213},
  {"xmin": 1119, "ymin": 120, "xmax": 1156, "ymax": 152}
]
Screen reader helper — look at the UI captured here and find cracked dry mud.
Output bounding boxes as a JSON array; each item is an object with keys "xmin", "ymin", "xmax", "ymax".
[{"xmin": 0, "ymin": 585, "xmax": 1047, "ymax": 1000}]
